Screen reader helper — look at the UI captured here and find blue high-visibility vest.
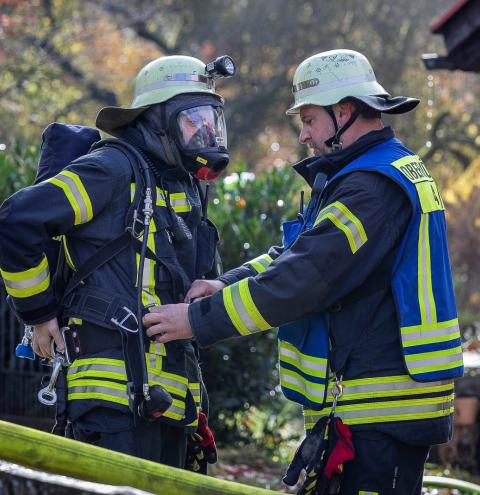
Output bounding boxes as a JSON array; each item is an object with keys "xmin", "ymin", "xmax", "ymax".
[{"xmin": 278, "ymin": 138, "xmax": 463, "ymax": 413}]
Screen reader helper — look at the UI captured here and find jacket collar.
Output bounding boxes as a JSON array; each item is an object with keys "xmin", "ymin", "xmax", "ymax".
[{"xmin": 293, "ymin": 127, "xmax": 395, "ymax": 187}]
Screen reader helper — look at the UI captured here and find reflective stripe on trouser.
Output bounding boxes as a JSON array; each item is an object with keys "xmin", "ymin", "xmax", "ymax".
[
  {"xmin": 1, "ymin": 255, "xmax": 50, "ymax": 298},
  {"xmin": 303, "ymin": 375, "xmax": 454, "ymax": 431},
  {"xmin": 222, "ymin": 278, "xmax": 272, "ymax": 336},
  {"xmin": 147, "ymin": 353, "xmax": 188, "ymax": 422},
  {"xmin": 48, "ymin": 170, "xmax": 93, "ymax": 225},
  {"xmin": 279, "ymin": 339, "xmax": 327, "ymax": 406},
  {"xmin": 244, "ymin": 254, "xmax": 273, "ymax": 274},
  {"xmin": 314, "ymin": 200, "xmax": 367, "ymax": 254}
]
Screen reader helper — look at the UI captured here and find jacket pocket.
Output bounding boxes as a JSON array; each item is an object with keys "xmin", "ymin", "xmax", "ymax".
[{"xmin": 195, "ymin": 219, "xmax": 219, "ymax": 278}]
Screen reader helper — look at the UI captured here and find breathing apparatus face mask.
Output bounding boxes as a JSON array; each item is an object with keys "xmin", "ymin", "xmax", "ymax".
[
  {"xmin": 177, "ymin": 105, "xmax": 227, "ymax": 150},
  {"xmin": 174, "ymin": 103, "xmax": 229, "ymax": 180},
  {"xmin": 149, "ymin": 94, "xmax": 228, "ymax": 181}
]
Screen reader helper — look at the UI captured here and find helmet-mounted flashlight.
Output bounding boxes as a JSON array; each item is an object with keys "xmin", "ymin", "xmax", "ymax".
[{"xmin": 206, "ymin": 55, "xmax": 236, "ymax": 79}]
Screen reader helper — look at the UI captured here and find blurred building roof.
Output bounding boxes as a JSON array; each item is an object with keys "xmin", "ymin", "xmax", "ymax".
[{"xmin": 422, "ymin": 0, "xmax": 480, "ymax": 72}]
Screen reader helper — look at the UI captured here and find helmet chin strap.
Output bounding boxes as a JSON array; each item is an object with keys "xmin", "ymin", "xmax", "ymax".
[{"xmin": 324, "ymin": 105, "xmax": 362, "ymax": 151}]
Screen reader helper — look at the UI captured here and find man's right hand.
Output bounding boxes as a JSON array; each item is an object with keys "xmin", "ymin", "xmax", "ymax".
[
  {"xmin": 32, "ymin": 317, "xmax": 64, "ymax": 359},
  {"xmin": 185, "ymin": 279, "xmax": 226, "ymax": 303}
]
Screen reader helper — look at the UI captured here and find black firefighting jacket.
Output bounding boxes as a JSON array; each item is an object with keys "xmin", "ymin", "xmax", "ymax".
[
  {"xmin": 188, "ymin": 127, "xmax": 453, "ymax": 446},
  {"xmin": 0, "ymin": 143, "xmax": 216, "ymax": 430}
]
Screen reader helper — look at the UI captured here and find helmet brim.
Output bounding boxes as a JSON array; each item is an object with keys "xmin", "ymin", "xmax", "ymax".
[
  {"xmin": 287, "ymin": 95, "xmax": 419, "ymax": 116},
  {"xmin": 350, "ymin": 95, "xmax": 420, "ymax": 114},
  {"xmin": 95, "ymin": 105, "xmax": 151, "ymax": 137}
]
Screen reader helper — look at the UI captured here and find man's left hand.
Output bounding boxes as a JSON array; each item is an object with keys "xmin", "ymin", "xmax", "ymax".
[{"xmin": 143, "ymin": 304, "xmax": 193, "ymax": 343}]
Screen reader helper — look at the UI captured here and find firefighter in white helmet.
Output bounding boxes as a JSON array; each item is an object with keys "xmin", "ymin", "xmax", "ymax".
[{"xmin": 144, "ymin": 49, "xmax": 461, "ymax": 494}]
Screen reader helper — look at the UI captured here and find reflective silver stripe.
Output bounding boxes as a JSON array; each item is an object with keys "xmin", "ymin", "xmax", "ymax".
[
  {"xmin": 53, "ymin": 174, "xmax": 90, "ymax": 224},
  {"xmin": 229, "ymin": 282, "xmax": 258, "ymax": 333},
  {"xmin": 3, "ymin": 266, "xmax": 49, "ymax": 290},
  {"xmin": 405, "ymin": 351, "xmax": 463, "ymax": 370},
  {"xmin": 136, "ymin": 74, "xmax": 211, "ymax": 97},
  {"xmin": 245, "ymin": 254, "xmax": 273, "ymax": 273},
  {"xmin": 304, "ymin": 398, "xmax": 454, "ymax": 428},
  {"xmin": 334, "ymin": 400, "xmax": 453, "ymax": 421},
  {"xmin": 68, "ymin": 363, "xmax": 126, "ymax": 377},
  {"xmin": 401, "ymin": 322, "xmax": 460, "ymax": 343},
  {"xmin": 279, "ymin": 345, "xmax": 327, "ymax": 377},
  {"xmin": 170, "ymin": 197, "xmax": 189, "ymax": 208},
  {"xmin": 326, "ymin": 377, "xmax": 453, "ymax": 397},
  {"xmin": 294, "ymin": 73, "xmax": 375, "ymax": 96},
  {"xmin": 189, "ymin": 383, "xmax": 201, "ymax": 404},
  {"xmin": 149, "ymin": 353, "xmax": 157, "ymax": 369},
  {"xmin": 316, "ymin": 203, "xmax": 366, "ymax": 252},
  {"xmin": 149, "ymin": 373, "xmax": 187, "ymax": 396},
  {"xmin": 419, "ymin": 213, "xmax": 434, "ymax": 324},
  {"xmin": 280, "ymin": 369, "xmax": 326, "ymax": 400},
  {"xmin": 142, "ymin": 257, "xmax": 152, "ymax": 289},
  {"xmin": 165, "ymin": 403, "xmax": 185, "ymax": 417},
  {"xmin": 68, "ymin": 384, "xmax": 127, "ymax": 399}
]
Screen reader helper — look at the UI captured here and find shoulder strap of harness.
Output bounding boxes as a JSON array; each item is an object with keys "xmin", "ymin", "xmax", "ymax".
[{"xmin": 59, "ymin": 139, "xmax": 149, "ymax": 305}]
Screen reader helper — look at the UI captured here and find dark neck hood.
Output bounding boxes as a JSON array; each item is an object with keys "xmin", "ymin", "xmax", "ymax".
[
  {"xmin": 120, "ymin": 119, "xmax": 189, "ymax": 181},
  {"xmin": 293, "ymin": 126, "xmax": 395, "ymax": 187}
]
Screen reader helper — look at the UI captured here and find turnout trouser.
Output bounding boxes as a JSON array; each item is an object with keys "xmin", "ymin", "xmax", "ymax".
[
  {"xmin": 339, "ymin": 430, "xmax": 430, "ymax": 495},
  {"xmin": 72, "ymin": 418, "xmax": 187, "ymax": 468}
]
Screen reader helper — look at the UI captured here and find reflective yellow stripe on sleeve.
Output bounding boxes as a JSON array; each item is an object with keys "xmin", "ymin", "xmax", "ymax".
[
  {"xmin": 222, "ymin": 278, "xmax": 272, "ymax": 336},
  {"xmin": 1, "ymin": 256, "xmax": 50, "ymax": 298},
  {"xmin": 48, "ymin": 171, "xmax": 93, "ymax": 225},
  {"xmin": 314, "ymin": 201, "xmax": 367, "ymax": 253},
  {"xmin": 244, "ymin": 254, "xmax": 273, "ymax": 274}
]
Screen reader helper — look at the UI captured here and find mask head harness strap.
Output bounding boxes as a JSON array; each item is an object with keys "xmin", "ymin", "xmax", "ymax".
[
  {"xmin": 324, "ymin": 101, "xmax": 363, "ymax": 151},
  {"xmin": 156, "ymin": 102, "xmax": 188, "ymax": 173}
]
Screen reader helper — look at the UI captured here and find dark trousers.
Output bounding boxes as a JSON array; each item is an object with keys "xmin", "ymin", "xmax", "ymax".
[
  {"xmin": 339, "ymin": 430, "xmax": 430, "ymax": 495},
  {"xmin": 72, "ymin": 420, "xmax": 187, "ymax": 468}
]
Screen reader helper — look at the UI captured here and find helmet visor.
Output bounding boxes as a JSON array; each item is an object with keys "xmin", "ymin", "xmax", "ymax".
[{"xmin": 177, "ymin": 105, "xmax": 227, "ymax": 150}]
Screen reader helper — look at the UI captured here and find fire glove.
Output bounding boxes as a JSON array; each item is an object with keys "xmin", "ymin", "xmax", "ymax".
[
  {"xmin": 185, "ymin": 411, "xmax": 217, "ymax": 474},
  {"xmin": 283, "ymin": 416, "xmax": 355, "ymax": 495}
]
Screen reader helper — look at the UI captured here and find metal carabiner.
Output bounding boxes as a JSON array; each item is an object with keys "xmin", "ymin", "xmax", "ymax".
[
  {"xmin": 330, "ymin": 375, "xmax": 344, "ymax": 415},
  {"xmin": 37, "ymin": 352, "xmax": 66, "ymax": 406}
]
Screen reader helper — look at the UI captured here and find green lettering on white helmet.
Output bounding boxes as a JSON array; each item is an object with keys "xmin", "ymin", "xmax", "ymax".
[{"xmin": 286, "ymin": 49, "xmax": 389, "ymax": 114}]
